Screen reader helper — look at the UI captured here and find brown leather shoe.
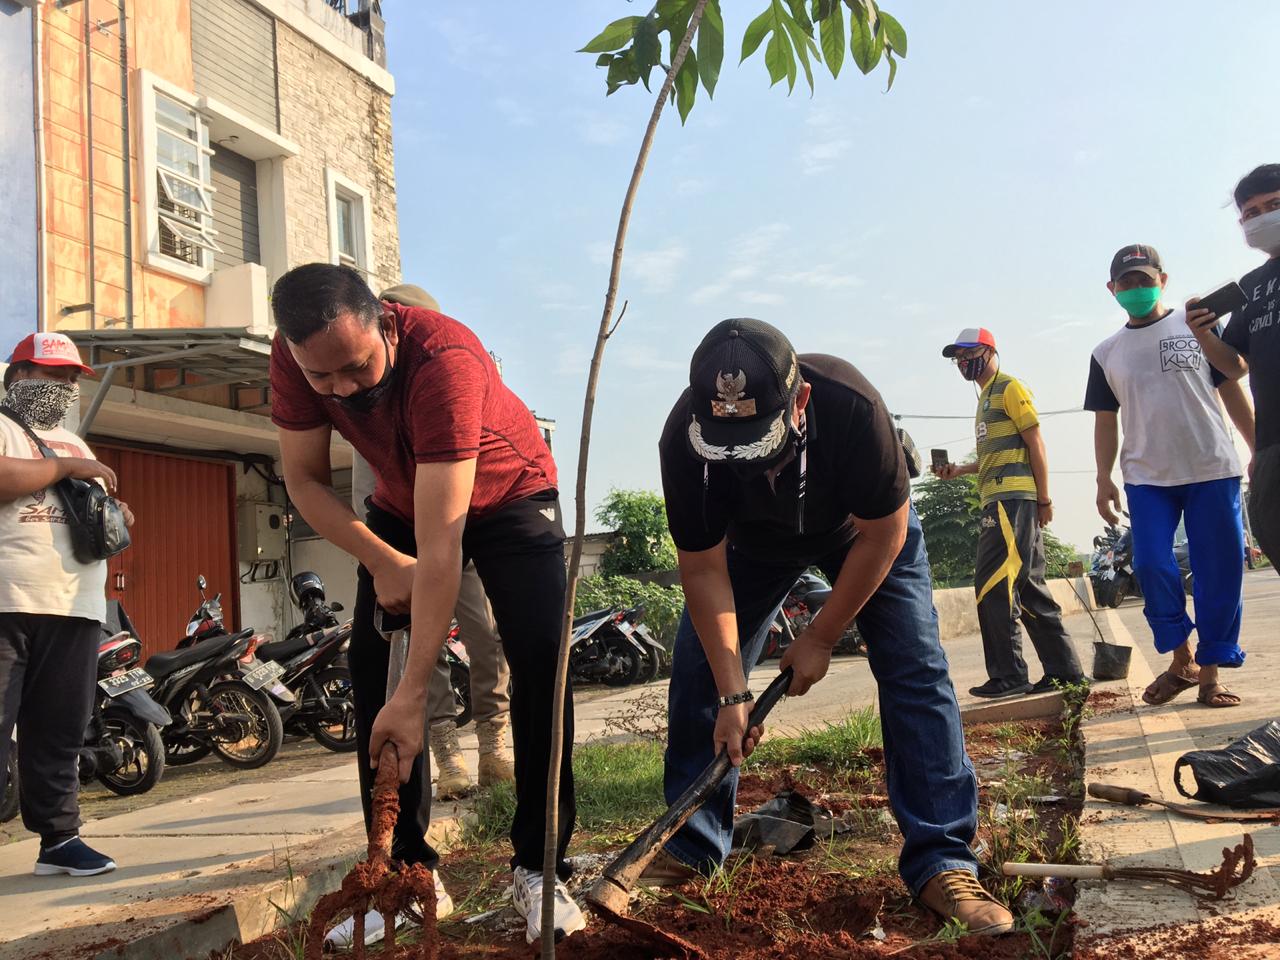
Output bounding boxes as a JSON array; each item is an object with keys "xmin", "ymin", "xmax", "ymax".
[
  {"xmin": 638, "ymin": 848, "xmax": 698, "ymax": 888},
  {"xmin": 918, "ymin": 870, "xmax": 1014, "ymax": 936}
]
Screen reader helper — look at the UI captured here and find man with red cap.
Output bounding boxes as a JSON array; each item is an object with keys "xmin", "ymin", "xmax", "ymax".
[
  {"xmin": 0, "ymin": 332, "xmax": 133, "ymax": 877},
  {"xmin": 936, "ymin": 328, "xmax": 1085, "ymax": 698}
]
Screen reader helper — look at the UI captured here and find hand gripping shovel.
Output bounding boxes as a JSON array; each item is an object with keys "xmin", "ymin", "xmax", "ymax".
[
  {"xmin": 304, "ymin": 618, "xmax": 440, "ymax": 959},
  {"xmin": 584, "ymin": 668, "xmax": 793, "ymax": 956}
]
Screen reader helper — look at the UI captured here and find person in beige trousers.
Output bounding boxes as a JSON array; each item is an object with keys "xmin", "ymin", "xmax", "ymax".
[{"xmin": 347, "ymin": 283, "xmax": 516, "ymax": 799}]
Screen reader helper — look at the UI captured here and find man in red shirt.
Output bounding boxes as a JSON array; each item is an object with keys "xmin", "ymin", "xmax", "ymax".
[{"xmin": 269, "ymin": 263, "xmax": 582, "ymax": 947}]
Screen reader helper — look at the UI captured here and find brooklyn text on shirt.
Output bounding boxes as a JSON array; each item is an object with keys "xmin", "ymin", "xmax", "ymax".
[{"xmin": 1160, "ymin": 335, "xmax": 1204, "ymax": 374}]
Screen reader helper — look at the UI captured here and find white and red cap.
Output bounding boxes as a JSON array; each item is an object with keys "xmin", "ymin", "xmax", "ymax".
[
  {"xmin": 941, "ymin": 327, "xmax": 997, "ymax": 358},
  {"xmin": 8, "ymin": 332, "xmax": 93, "ymax": 374}
]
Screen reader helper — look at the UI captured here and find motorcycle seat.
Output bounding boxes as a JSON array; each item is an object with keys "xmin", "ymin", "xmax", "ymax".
[
  {"xmin": 259, "ymin": 631, "xmax": 314, "ymax": 662},
  {"xmin": 146, "ymin": 632, "xmax": 240, "ymax": 678}
]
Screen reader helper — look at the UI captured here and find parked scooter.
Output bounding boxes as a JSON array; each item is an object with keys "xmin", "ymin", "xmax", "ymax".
[
  {"xmin": 178, "ymin": 575, "xmax": 298, "ymax": 723},
  {"xmin": 568, "ymin": 606, "xmax": 664, "ymax": 687},
  {"xmin": 82, "ymin": 629, "xmax": 171, "ymax": 795},
  {"xmin": 758, "ymin": 572, "xmax": 866, "ymax": 664},
  {"xmin": 1, "ymin": 731, "xmax": 17, "ymax": 823},
  {"xmin": 254, "ymin": 572, "xmax": 356, "ymax": 752},
  {"xmin": 144, "ymin": 619, "xmax": 284, "ymax": 769},
  {"xmin": 1089, "ymin": 523, "xmax": 1133, "ymax": 608}
]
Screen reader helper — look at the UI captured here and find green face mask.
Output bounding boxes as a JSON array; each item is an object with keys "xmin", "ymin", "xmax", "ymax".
[{"xmin": 1115, "ymin": 285, "xmax": 1162, "ymax": 319}]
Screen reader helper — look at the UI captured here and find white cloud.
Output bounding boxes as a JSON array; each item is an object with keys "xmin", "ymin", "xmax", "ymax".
[
  {"xmin": 741, "ymin": 291, "xmax": 785, "ymax": 305},
  {"xmin": 626, "ymin": 243, "xmax": 688, "ymax": 294},
  {"xmin": 575, "ymin": 111, "xmax": 629, "ymax": 146},
  {"xmin": 777, "ymin": 266, "xmax": 864, "ymax": 289},
  {"xmin": 800, "ymin": 138, "xmax": 852, "ymax": 176},
  {"xmin": 689, "ymin": 223, "xmax": 791, "ymax": 304}
]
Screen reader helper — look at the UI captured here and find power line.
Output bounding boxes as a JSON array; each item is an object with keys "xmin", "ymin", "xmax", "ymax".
[{"xmin": 895, "ymin": 408, "xmax": 1086, "ymax": 422}]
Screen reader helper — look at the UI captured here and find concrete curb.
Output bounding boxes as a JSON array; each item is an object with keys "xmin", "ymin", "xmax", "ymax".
[{"xmin": 959, "ymin": 691, "xmax": 1065, "ymax": 724}]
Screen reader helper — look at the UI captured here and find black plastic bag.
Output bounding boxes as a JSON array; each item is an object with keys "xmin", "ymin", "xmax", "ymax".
[{"xmin": 1173, "ymin": 720, "xmax": 1280, "ymax": 807}]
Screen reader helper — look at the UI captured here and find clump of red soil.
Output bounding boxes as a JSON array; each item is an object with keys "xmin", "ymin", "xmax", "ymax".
[
  {"xmin": 1075, "ymin": 916, "xmax": 1280, "ymax": 960},
  {"xmin": 302, "ymin": 748, "xmax": 439, "ymax": 960}
]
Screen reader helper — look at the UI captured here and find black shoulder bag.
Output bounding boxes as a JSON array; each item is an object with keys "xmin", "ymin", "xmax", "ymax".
[{"xmin": 1, "ymin": 407, "xmax": 131, "ymax": 563}]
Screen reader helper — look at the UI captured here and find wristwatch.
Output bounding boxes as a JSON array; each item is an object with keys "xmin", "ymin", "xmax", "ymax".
[{"xmin": 717, "ymin": 690, "xmax": 755, "ymax": 709}]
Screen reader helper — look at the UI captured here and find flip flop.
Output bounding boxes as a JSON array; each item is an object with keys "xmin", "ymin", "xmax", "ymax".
[
  {"xmin": 1142, "ymin": 669, "xmax": 1199, "ymax": 706},
  {"xmin": 1196, "ymin": 686, "xmax": 1242, "ymax": 708}
]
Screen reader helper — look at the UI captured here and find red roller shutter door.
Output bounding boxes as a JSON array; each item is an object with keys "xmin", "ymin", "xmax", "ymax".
[{"xmin": 95, "ymin": 446, "xmax": 239, "ymax": 661}]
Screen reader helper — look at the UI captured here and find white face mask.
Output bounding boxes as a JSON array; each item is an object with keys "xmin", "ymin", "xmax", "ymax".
[{"xmin": 1243, "ymin": 208, "xmax": 1280, "ymax": 256}]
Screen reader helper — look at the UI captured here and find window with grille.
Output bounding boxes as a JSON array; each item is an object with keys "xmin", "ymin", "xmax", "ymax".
[
  {"xmin": 335, "ymin": 194, "xmax": 358, "ymax": 267},
  {"xmin": 154, "ymin": 93, "xmax": 221, "ymax": 267}
]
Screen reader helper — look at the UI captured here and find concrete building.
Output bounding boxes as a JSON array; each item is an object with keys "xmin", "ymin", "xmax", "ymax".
[{"xmin": 22, "ymin": 0, "xmax": 396, "ymax": 656}]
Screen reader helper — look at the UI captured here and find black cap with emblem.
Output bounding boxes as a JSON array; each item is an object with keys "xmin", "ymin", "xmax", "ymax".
[{"xmin": 686, "ymin": 318, "xmax": 800, "ymax": 463}]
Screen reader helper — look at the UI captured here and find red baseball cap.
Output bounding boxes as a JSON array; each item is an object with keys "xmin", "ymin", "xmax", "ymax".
[
  {"xmin": 8, "ymin": 332, "xmax": 94, "ymax": 375},
  {"xmin": 941, "ymin": 327, "xmax": 997, "ymax": 358}
]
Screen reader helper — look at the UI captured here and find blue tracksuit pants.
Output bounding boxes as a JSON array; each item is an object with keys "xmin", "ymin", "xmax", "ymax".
[{"xmin": 1125, "ymin": 478, "xmax": 1245, "ymax": 668}]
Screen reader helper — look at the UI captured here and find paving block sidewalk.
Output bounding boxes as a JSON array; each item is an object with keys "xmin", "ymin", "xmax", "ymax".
[
  {"xmin": 1074, "ymin": 592, "xmax": 1280, "ymax": 955},
  {"xmin": 0, "ymin": 761, "xmax": 469, "ymax": 960}
]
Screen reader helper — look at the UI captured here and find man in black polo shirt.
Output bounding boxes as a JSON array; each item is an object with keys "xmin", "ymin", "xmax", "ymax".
[{"xmin": 647, "ymin": 319, "xmax": 1012, "ymax": 935}]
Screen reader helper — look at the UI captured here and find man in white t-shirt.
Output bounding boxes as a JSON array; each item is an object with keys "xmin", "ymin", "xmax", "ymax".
[
  {"xmin": 0, "ymin": 332, "xmax": 134, "ymax": 876},
  {"xmin": 1085, "ymin": 245, "xmax": 1256, "ymax": 709}
]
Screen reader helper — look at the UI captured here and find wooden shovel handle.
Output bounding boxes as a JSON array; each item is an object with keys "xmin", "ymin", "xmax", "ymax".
[
  {"xmin": 1002, "ymin": 862, "xmax": 1106, "ymax": 880},
  {"xmin": 1089, "ymin": 782, "xmax": 1152, "ymax": 807}
]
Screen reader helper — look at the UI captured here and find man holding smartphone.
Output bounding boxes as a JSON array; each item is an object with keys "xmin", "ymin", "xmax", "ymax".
[
  {"xmin": 649, "ymin": 319, "xmax": 1013, "ymax": 936},
  {"xmin": 1187, "ymin": 164, "xmax": 1280, "ymax": 570},
  {"xmin": 934, "ymin": 329, "xmax": 1084, "ymax": 699},
  {"xmin": 1085, "ymin": 245, "xmax": 1255, "ymax": 709}
]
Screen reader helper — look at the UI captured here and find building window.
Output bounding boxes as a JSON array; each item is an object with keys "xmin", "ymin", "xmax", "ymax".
[
  {"xmin": 154, "ymin": 93, "xmax": 221, "ymax": 268},
  {"xmin": 325, "ymin": 168, "xmax": 374, "ymax": 279}
]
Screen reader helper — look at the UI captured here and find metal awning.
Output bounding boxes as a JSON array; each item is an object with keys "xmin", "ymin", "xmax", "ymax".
[{"xmin": 65, "ymin": 327, "xmax": 273, "ymax": 436}]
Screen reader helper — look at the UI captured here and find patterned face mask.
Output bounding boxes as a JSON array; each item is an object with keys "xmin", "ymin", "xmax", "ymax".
[{"xmin": 2, "ymin": 379, "xmax": 80, "ymax": 430}]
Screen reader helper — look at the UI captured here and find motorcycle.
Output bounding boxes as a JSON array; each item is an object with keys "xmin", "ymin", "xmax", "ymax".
[
  {"xmin": 1, "ymin": 731, "xmax": 16, "ymax": 823},
  {"xmin": 442, "ymin": 623, "xmax": 474, "ymax": 728},
  {"xmin": 569, "ymin": 606, "xmax": 664, "ymax": 688},
  {"xmin": 81, "ymin": 630, "xmax": 171, "ymax": 795},
  {"xmin": 178, "ymin": 575, "xmax": 298, "ymax": 724},
  {"xmin": 1088, "ymin": 523, "xmax": 1140, "ymax": 608},
  {"xmin": 144, "ymin": 618, "xmax": 284, "ymax": 770},
  {"xmin": 757, "ymin": 572, "xmax": 865, "ymax": 664},
  {"xmin": 254, "ymin": 572, "xmax": 356, "ymax": 752}
]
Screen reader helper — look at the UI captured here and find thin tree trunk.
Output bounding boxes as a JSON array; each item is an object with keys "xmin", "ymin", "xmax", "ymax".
[{"xmin": 540, "ymin": 3, "xmax": 710, "ymax": 955}]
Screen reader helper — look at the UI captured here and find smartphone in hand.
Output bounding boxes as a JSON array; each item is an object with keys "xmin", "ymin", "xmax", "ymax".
[
  {"xmin": 1194, "ymin": 281, "xmax": 1248, "ymax": 319},
  {"xmin": 931, "ymin": 449, "xmax": 949, "ymax": 473}
]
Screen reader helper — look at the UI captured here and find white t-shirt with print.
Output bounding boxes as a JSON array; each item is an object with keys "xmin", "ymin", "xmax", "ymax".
[
  {"xmin": 0, "ymin": 415, "xmax": 107, "ymax": 622},
  {"xmin": 1084, "ymin": 307, "xmax": 1241, "ymax": 488}
]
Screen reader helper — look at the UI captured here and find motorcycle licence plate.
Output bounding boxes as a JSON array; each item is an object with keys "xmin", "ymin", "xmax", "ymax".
[
  {"xmin": 99, "ymin": 667, "xmax": 153, "ymax": 697},
  {"xmin": 243, "ymin": 659, "xmax": 285, "ymax": 691}
]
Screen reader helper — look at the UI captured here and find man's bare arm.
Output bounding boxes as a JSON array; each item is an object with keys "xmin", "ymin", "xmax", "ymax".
[{"xmin": 1218, "ymin": 379, "xmax": 1256, "ymax": 453}]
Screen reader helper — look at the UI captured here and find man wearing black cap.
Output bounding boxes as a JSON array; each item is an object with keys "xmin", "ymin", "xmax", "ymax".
[
  {"xmin": 649, "ymin": 319, "xmax": 1013, "ymax": 935},
  {"xmin": 1086, "ymin": 246, "xmax": 1255, "ymax": 709}
]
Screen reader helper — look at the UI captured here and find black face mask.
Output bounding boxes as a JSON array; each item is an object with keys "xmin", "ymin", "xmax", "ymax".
[
  {"xmin": 957, "ymin": 354, "xmax": 988, "ymax": 382},
  {"xmin": 331, "ymin": 331, "xmax": 395, "ymax": 413}
]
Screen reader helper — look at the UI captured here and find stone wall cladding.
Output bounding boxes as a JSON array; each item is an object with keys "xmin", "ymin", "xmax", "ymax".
[{"xmin": 275, "ymin": 20, "xmax": 401, "ymax": 289}]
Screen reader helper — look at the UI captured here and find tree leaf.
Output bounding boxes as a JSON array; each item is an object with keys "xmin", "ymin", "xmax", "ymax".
[
  {"xmin": 780, "ymin": 12, "xmax": 817, "ymax": 93},
  {"xmin": 741, "ymin": 6, "xmax": 774, "ymax": 62},
  {"xmin": 818, "ymin": 0, "xmax": 844, "ymax": 79},
  {"xmin": 879, "ymin": 10, "xmax": 907, "ymax": 56},
  {"xmin": 596, "ymin": 53, "xmax": 613, "ymax": 68},
  {"xmin": 850, "ymin": 7, "xmax": 881, "ymax": 74},
  {"xmin": 783, "ymin": 0, "xmax": 813, "ymax": 30},
  {"xmin": 675, "ymin": 51, "xmax": 698, "ymax": 124},
  {"xmin": 885, "ymin": 48, "xmax": 897, "ymax": 91},
  {"xmin": 634, "ymin": 15, "xmax": 663, "ymax": 90},
  {"xmin": 697, "ymin": 0, "xmax": 725, "ymax": 97},
  {"xmin": 764, "ymin": 29, "xmax": 792, "ymax": 88},
  {"xmin": 580, "ymin": 16, "xmax": 643, "ymax": 54}
]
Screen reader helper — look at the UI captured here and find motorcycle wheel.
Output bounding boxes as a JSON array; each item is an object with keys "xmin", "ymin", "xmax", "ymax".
[
  {"xmin": 1184, "ymin": 572, "xmax": 1195, "ymax": 596},
  {"xmin": 207, "ymin": 682, "xmax": 284, "ymax": 769},
  {"xmin": 638, "ymin": 645, "xmax": 662, "ymax": 684},
  {"xmin": 308, "ymin": 667, "xmax": 358, "ymax": 753},
  {"xmin": 1108, "ymin": 574, "xmax": 1128, "ymax": 608},
  {"xmin": 450, "ymin": 661, "xmax": 473, "ymax": 728},
  {"xmin": 165, "ymin": 737, "xmax": 211, "ymax": 766},
  {"xmin": 602, "ymin": 638, "xmax": 642, "ymax": 688},
  {"xmin": 1, "ymin": 741, "xmax": 18, "ymax": 823},
  {"xmin": 98, "ymin": 710, "xmax": 166, "ymax": 796}
]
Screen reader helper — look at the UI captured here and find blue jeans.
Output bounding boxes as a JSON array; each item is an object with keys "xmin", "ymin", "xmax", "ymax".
[
  {"xmin": 1126, "ymin": 479, "xmax": 1245, "ymax": 668},
  {"xmin": 663, "ymin": 508, "xmax": 979, "ymax": 894}
]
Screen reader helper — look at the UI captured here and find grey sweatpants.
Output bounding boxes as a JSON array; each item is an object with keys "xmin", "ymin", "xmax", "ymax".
[
  {"xmin": 974, "ymin": 498, "xmax": 1083, "ymax": 684},
  {"xmin": 0, "ymin": 613, "xmax": 100, "ymax": 844}
]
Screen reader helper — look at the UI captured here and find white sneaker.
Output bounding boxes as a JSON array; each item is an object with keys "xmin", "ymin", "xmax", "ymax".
[
  {"xmin": 511, "ymin": 866, "xmax": 587, "ymax": 945},
  {"xmin": 323, "ymin": 873, "xmax": 454, "ymax": 949}
]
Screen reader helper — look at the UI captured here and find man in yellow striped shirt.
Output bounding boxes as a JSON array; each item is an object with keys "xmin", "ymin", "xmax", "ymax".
[{"xmin": 935, "ymin": 329, "xmax": 1085, "ymax": 698}]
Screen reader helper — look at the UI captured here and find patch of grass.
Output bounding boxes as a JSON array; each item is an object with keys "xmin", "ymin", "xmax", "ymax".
[
  {"xmin": 747, "ymin": 706, "xmax": 882, "ymax": 770},
  {"xmin": 465, "ymin": 740, "xmax": 666, "ymax": 845}
]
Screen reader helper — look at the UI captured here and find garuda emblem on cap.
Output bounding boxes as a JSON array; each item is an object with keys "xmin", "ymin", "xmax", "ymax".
[{"xmin": 712, "ymin": 370, "xmax": 756, "ymax": 418}]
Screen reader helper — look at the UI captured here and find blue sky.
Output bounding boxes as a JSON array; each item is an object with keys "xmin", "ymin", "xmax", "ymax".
[{"xmin": 384, "ymin": 1, "xmax": 1277, "ymax": 550}]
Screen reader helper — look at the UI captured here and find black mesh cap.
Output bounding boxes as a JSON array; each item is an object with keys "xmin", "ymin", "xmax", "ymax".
[{"xmin": 685, "ymin": 318, "xmax": 800, "ymax": 463}]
